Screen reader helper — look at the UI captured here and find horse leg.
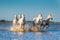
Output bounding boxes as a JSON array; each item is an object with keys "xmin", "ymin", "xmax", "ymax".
[
  {"xmin": 40, "ymin": 24, "xmax": 44, "ymax": 31},
  {"xmin": 46, "ymin": 25, "xmax": 49, "ymax": 28},
  {"xmin": 43, "ymin": 26, "xmax": 47, "ymax": 31},
  {"xmin": 43, "ymin": 25, "xmax": 48, "ymax": 31}
]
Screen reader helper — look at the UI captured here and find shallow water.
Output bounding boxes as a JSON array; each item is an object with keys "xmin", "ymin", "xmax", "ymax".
[{"xmin": 0, "ymin": 22, "xmax": 60, "ymax": 40}]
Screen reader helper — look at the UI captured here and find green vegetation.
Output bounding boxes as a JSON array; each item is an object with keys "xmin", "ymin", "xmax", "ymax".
[{"xmin": 0, "ymin": 19, "xmax": 12, "ymax": 23}]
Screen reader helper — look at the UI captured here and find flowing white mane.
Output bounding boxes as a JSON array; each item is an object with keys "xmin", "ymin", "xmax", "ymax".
[
  {"xmin": 38, "ymin": 14, "xmax": 42, "ymax": 20},
  {"xmin": 46, "ymin": 14, "xmax": 52, "ymax": 20},
  {"xmin": 18, "ymin": 14, "xmax": 25, "ymax": 27},
  {"xmin": 13, "ymin": 15, "xmax": 18, "ymax": 26},
  {"xmin": 33, "ymin": 14, "xmax": 43, "ymax": 24}
]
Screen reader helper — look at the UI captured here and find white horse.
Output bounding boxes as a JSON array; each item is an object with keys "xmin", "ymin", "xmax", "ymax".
[
  {"xmin": 18, "ymin": 14, "xmax": 25, "ymax": 27},
  {"xmin": 33, "ymin": 14, "xmax": 43, "ymax": 26},
  {"xmin": 30, "ymin": 14, "xmax": 43, "ymax": 31},
  {"xmin": 13, "ymin": 15, "xmax": 18, "ymax": 26},
  {"xmin": 41, "ymin": 14, "xmax": 53, "ymax": 31}
]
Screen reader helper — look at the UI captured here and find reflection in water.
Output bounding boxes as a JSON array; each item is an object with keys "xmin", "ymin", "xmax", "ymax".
[
  {"xmin": 34, "ymin": 32, "xmax": 42, "ymax": 40},
  {"xmin": 0, "ymin": 23, "xmax": 60, "ymax": 40},
  {"xmin": 34, "ymin": 32, "xmax": 59, "ymax": 40},
  {"xmin": 19, "ymin": 32, "xmax": 24, "ymax": 35},
  {"xmin": 35, "ymin": 32, "xmax": 42, "ymax": 35},
  {"xmin": 0, "ymin": 29, "xmax": 59, "ymax": 40},
  {"xmin": 12, "ymin": 32, "xmax": 24, "ymax": 36}
]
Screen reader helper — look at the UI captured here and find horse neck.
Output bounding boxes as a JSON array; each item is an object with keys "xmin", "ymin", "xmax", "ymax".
[
  {"xmin": 20, "ymin": 17, "xmax": 25, "ymax": 21},
  {"xmin": 46, "ymin": 18, "xmax": 50, "ymax": 21},
  {"xmin": 37, "ymin": 17, "xmax": 40, "ymax": 20},
  {"xmin": 36, "ymin": 17, "xmax": 41, "ymax": 22},
  {"xmin": 38, "ymin": 16, "xmax": 42, "ymax": 20}
]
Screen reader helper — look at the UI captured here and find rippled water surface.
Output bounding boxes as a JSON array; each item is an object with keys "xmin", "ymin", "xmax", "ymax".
[{"xmin": 0, "ymin": 22, "xmax": 60, "ymax": 40}]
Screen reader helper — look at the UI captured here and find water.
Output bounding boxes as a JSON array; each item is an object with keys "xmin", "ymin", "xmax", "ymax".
[{"xmin": 0, "ymin": 22, "xmax": 60, "ymax": 40}]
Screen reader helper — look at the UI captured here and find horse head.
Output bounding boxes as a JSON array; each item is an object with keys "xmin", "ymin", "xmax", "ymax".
[
  {"xmin": 38, "ymin": 14, "xmax": 43, "ymax": 20},
  {"xmin": 46, "ymin": 14, "xmax": 53, "ymax": 20},
  {"xmin": 13, "ymin": 15, "xmax": 18, "ymax": 26},
  {"xmin": 21, "ymin": 14, "xmax": 25, "ymax": 18}
]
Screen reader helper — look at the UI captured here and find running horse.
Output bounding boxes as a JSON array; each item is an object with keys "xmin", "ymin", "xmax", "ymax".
[
  {"xmin": 18, "ymin": 14, "xmax": 25, "ymax": 28},
  {"xmin": 33, "ymin": 14, "xmax": 43, "ymax": 26},
  {"xmin": 11, "ymin": 14, "xmax": 25, "ymax": 32},
  {"xmin": 41, "ymin": 14, "xmax": 53, "ymax": 31},
  {"xmin": 13, "ymin": 15, "xmax": 18, "ymax": 26},
  {"xmin": 31, "ymin": 14, "xmax": 43, "ymax": 32}
]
